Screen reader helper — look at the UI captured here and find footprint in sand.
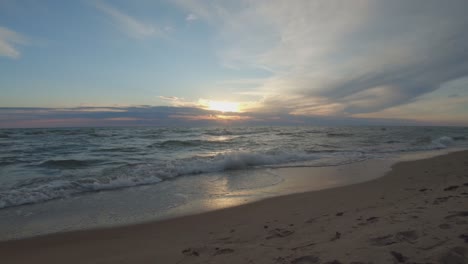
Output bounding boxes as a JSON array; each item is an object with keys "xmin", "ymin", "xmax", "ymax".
[
  {"xmin": 331, "ymin": 232, "xmax": 341, "ymax": 241},
  {"xmin": 370, "ymin": 235, "xmax": 397, "ymax": 246},
  {"xmin": 390, "ymin": 251, "xmax": 407, "ymax": 263},
  {"xmin": 181, "ymin": 248, "xmax": 200, "ymax": 257},
  {"xmin": 444, "ymin": 185, "xmax": 460, "ymax": 191},
  {"xmin": 213, "ymin": 247, "xmax": 234, "ymax": 255},
  {"xmin": 395, "ymin": 230, "xmax": 419, "ymax": 243},
  {"xmin": 305, "ymin": 217, "xmax": 318, "ymax": 223},
  {"xmin": 369, "ymin": 230, "xmax": 419, "ymax": 246},
  {"xmin": 439, "ymin": 247, "xmax": 468, "ymax": 264},
  {"xmin": 266, "ymin": 228, "xmax": 294, "ymax": 240},
  {"xmin": 366, "ymin": 216, "xmax": 379, "ymax": 223},
  {"xmin": 357, "ymin": 216, "xmax": 379, "ymax": 226},
  {"xmin": 433, "ymin": 196, "xmax": 458, "ymax": 205},
  {"xmin": 439, "ymin": 223, "xmax": 452, "ymax": 229},
  {"xmin": 459, "ymin": 234, "xmax": 468, "ymax": 243},
  {"xmin": 323, "ymin": 260, "xmax": 343, "ymax": 264},
  {"xmin": 445, "ymin": 211, "xmax": 468, "ymax": 219},
  {"xmin": 290, "ymin": 255, "xmax": 320, "ymax": 264}
]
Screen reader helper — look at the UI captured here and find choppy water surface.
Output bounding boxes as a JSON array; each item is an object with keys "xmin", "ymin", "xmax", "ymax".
[{"xmin": 0, "ymin": 126, "xmax": 467, "ymax": 209}]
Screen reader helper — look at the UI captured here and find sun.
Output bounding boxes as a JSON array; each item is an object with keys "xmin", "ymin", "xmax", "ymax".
[{"xmin": 207, "ymin": 100, "xmax": 240, "ymax": 113}]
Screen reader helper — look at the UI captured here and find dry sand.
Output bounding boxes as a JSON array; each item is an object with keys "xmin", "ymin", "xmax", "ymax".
[{"xmin": 1, "ymin": 150, "xmax": 468, "ymax": 264}]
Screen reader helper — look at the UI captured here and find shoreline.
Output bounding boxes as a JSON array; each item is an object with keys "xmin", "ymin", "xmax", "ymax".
[
  {"xmin": 0, "ymin": 148, "xmax": 458, "ymax": 241},
  {"xmin": 0, "ymin": 152, "xmax": 396, "ymax": 241},
  {"xmin": 2, "ymin": 150, "xmax": 468, "ymax": 263}
]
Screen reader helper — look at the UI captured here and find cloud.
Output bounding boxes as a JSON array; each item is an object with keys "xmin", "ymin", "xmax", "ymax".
[
  {"xmin": 354, "ymin": 76, "xmax": 468, "ymax": 125},
  {"xmin": 355, "ymin": 95, "xmax": 468, "ymax": 126},
  {"xmin": 93, "ymin": 1, "xmax": 161, "ymax": 39},
  {"xmin": 157, "ymin": 96, "xmax": 200, "ymax": 108},
  {"xmin": 185, "ymin": 13, "xmax": 198, "ymax": 22},
  {"xmin": 175, "ymin": 0, "xmax": 468, "ymax": 123},
  {"xmin": 0, "ymin": 105, "xmax": 441, "ymax": 128},
  {"xmin": 0, "ymin": 26, "xmax": 28, "ymax": 58}
]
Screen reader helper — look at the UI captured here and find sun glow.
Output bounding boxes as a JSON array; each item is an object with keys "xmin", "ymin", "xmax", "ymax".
[{"xmin": 207, "ymin": 101, "xmax": 240, "ymax": 112}]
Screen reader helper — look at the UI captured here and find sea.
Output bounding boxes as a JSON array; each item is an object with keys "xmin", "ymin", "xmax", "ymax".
[{"xmin": 0, "ymin": 126, "xmax": 467, "ymax": 239}]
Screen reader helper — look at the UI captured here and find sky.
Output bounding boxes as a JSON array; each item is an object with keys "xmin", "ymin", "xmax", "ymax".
[{"xmin": 1, "ymin": 0, "xmax": 468, "ymax": 128}]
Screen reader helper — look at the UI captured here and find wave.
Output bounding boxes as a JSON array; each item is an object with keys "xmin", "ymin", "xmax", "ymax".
[
  {"xmin": 140, "ymin": 133, "xmax": 165, "ymax": 139},
  {"xmin": 405, "ymin": 136, "xmax": 457, "ymax": 151},
  {"xmin": 0, "ymin": 161, "xmax": 16, "ymax": 167},
  {"xmin": 2, "ymin": 127, "xmax": 467, "ymax": 210},
  {"xmin": 91, "ymin": 147, "xmax": 140, "ymax": 153},
  {"xmin": 215, "ymin": 151, "xmax": 318, "ymax": 170},
  {"xmin": 275, "ymin": 132, "xmax": 311, "ymax": 137},
  {"xmin": 305, "ymin": 149, "xmax": 340, "ymax": 154},
  {"xmin": 147, "ymin": 139, "xmax": 233, "ymax": 149},
  {"xmin": 327, "ymin": 132, "xmax": 354, "ymax": 137},
  {"xmin": 39, "ymin": 159, "xmax": 103, "ymax": 169},
  {"xmin": 0, "ymin": 156, "xmax": 24, "ymax": 167},
  {"xmin": 204, "ymin": 130, "xmax": 233, "ymax": 136},
  {"xmin": 0, "ymin": 150, "xmax": 319, "ymax": 209},
  {"xmin": 203, "ymin": 128, "xmax": 271, "ymax": 136},
  {"xmin": 412, "ymin": 136, "xmax": 432, "ymax": 145},
  {"xmin": 276, "ymin": 132, "xmax": 296, "ymax": 136},
  {"xmin": 23, "ymin": 130, "xmax": 48, "ymax": 135},
  {"xmin": 0, "ymin": 173, "xmax": 164, "ymax": 209},
  {"xmin": 430, "ymin": 136, "xmax": 454, "ymax": 148}
]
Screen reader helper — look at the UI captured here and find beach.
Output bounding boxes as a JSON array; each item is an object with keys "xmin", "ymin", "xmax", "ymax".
[
  {"xmin": 2, "ymin": 1, "xmax": 468, "ymax": 262},
  {"xmin": 1, "ymin": 150, "xmax": 467, "ymax": 263}
]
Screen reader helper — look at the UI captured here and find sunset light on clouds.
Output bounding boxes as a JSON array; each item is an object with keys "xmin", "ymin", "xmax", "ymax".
[
  {"xmin": 1, "ymin": 0, "xmax": 468, "ymax": 127},
  {"xmin": 205, "ymin": 101, "xmax": 240, "ymax": 113}
]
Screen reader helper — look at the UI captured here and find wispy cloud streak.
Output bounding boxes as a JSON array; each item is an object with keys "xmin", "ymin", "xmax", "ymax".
[
  {"xmin": 93, "ymin": 1, "xmax": 160, "ymax": 39},
  {"xmin": 0, "ymin": 26, "xmax": 28, "ymax": 58}
]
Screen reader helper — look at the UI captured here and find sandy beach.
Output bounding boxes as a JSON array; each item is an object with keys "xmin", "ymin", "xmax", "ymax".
[{"xmin": 1, "ymin": 150, "xmax": 468, "ymax": 264}]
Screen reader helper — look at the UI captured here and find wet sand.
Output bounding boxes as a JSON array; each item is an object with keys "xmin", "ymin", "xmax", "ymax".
[{"xmin": 1, "ymin": 150, "xmax": 468, "ymax": 263}]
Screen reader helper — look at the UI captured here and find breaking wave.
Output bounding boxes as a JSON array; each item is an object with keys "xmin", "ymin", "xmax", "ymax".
[{"xmin": 0, "ymin": 150, "xmax": 319, "ymax": 209}]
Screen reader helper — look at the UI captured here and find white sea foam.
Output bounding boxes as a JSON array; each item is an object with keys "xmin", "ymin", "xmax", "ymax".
[
  {"xmin": 0, "ymin": 174, "xmax": 164, "ymax": 209},
  {"xmin": 0, "ymin": 150, "xmax": 319, "ymax": 209},
  {"xmin": 431, "ymin": 136, "xmax": 454, "ymax": 148}
]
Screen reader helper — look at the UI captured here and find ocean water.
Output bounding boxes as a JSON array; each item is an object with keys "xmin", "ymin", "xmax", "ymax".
[
  {"xmin": 0, "ymin": 126, "xmax": 467, "ymax": 211},
  {"xmin": 1, "ymin": 125, "xmax": 468, "ymax": 240}
]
